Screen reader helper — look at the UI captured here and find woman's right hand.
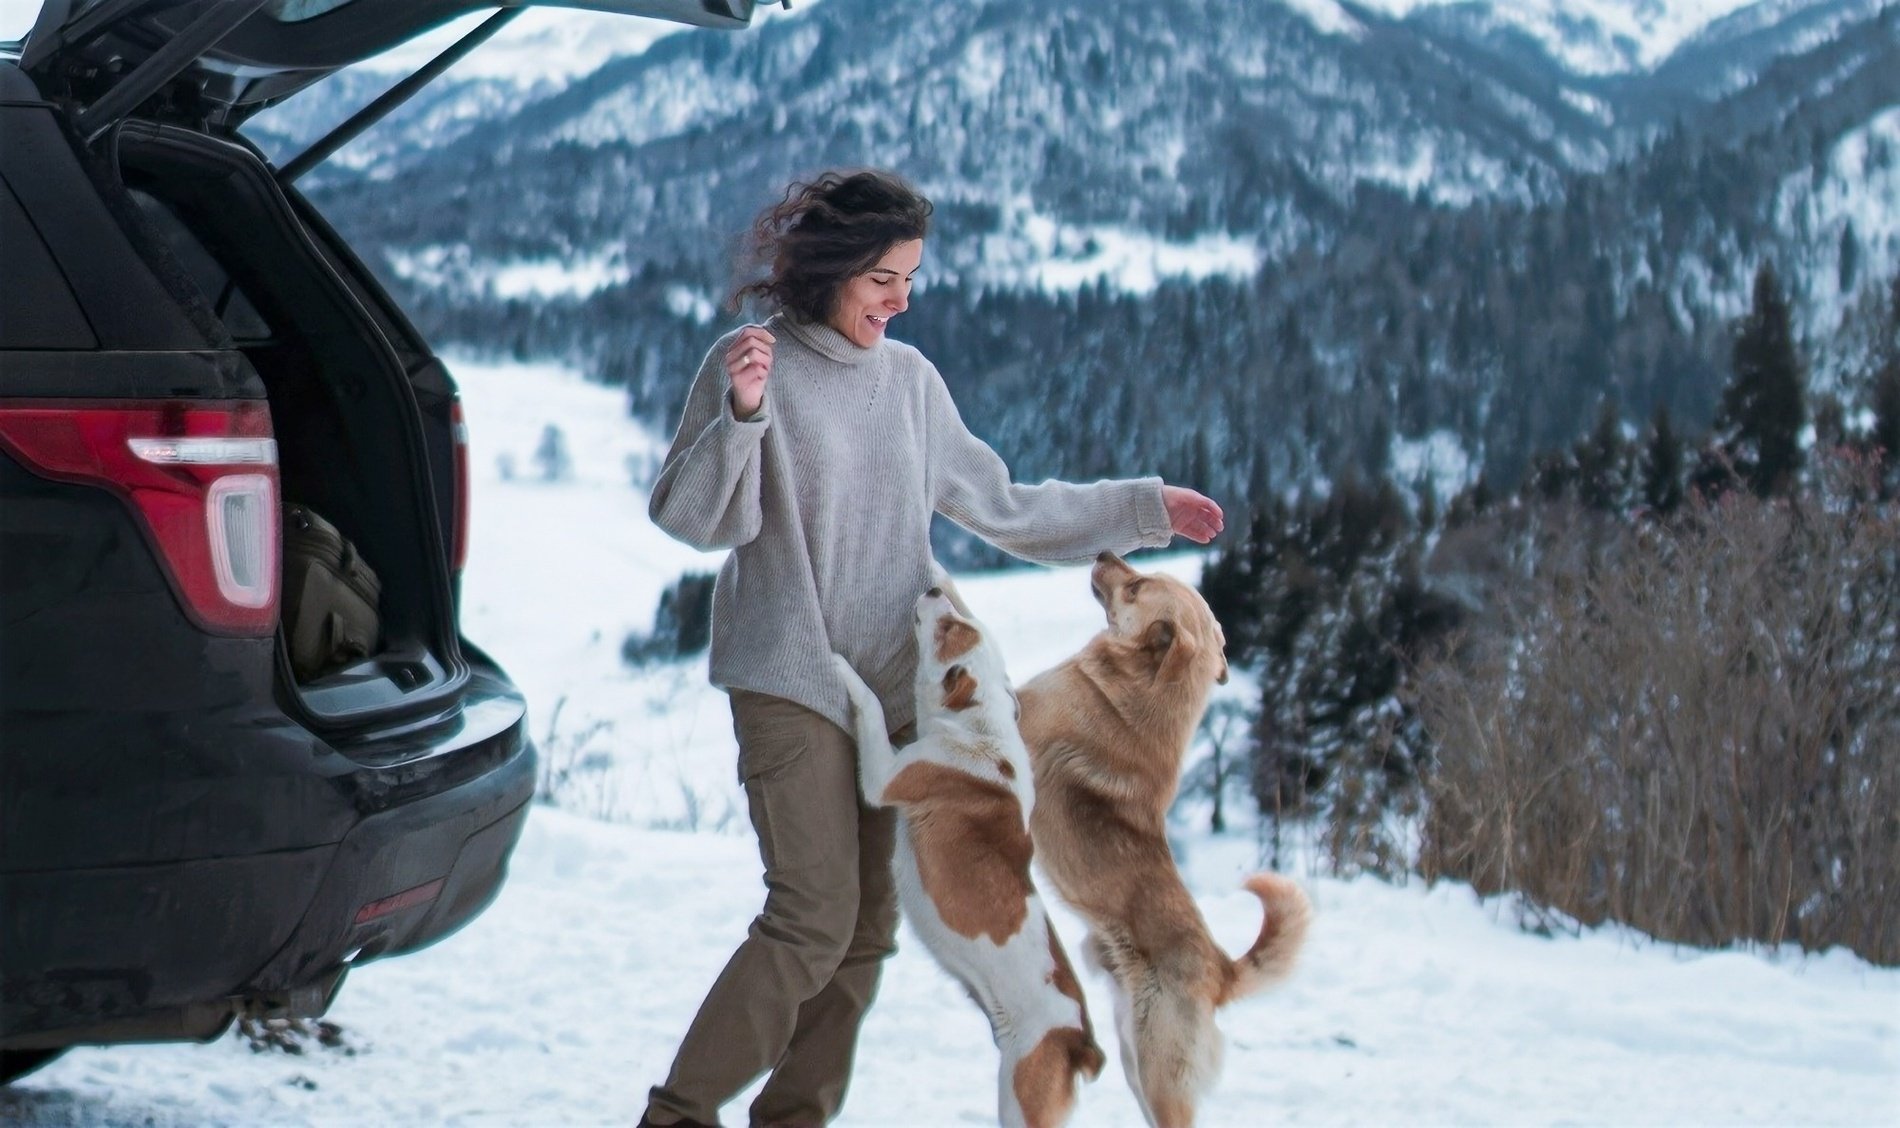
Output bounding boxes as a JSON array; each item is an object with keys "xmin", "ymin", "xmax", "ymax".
[
  {"xmin": 725, "ymin": 325, "xmax": 776, "ymax": 419},
  {"xmin": 1162, "ymin": 484, "xmax": 1224, "ymax": 544}
]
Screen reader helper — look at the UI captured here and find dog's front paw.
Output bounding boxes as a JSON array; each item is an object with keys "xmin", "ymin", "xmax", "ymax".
[
  {"xmin": 831, "ymin": 653, "xmax": 873, "ymax": 712},
  {"xmin": 831, "ymin": 654, "xmax": 856, "ymax": 691}
]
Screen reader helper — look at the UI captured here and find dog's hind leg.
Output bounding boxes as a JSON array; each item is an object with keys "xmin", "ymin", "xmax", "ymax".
[
  {"xmin": 1100, "ymin": 972, "xmax": 1154, "ymax": 1127},
  {"xmin": 1130, "ymin": 989, "xmax": 1217, "ymax": 1128},
  {"xmin": 830, "ymin": 654, "xmax": 898, "ymax": 804},
  {"xmin": 1080, "ymin": 931, "xmax": 1153, "ymax": 1126},
  {"xmin": 1082, "ymin": 931, "xmax": 1160, "ymax": 1127},
  {"xmin": 998, "ymin": 1057, "xmax": 1030, "ymax": 1128}
]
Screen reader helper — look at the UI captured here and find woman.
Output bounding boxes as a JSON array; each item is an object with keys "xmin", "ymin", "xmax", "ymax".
[{"xmin": 640, "ymin": 169, "xmax": 1223, "ymax": 1128}]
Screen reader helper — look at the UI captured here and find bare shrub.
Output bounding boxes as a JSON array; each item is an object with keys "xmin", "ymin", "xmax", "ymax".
[
  {"xmin": 1416, "ymin": 489, "xmax": 1900, "ymax": 963},
  {"xmin": 535, "ymin": 696, "xmax": 620, "ymax": 821},
  {"xmin": 651, "ymin": 771, "xmax": 740, "ymax": 835}
]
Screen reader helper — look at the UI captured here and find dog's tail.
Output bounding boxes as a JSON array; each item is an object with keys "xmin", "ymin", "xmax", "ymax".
[{"xmin": 1219, "ymin": 873, "xmax": 1313, "ymax": 1006}]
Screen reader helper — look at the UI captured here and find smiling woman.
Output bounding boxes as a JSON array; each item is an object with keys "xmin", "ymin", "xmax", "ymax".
[{"xmin": 637, "ymin": 167, "xmax": 1226, "ymax": 1127}]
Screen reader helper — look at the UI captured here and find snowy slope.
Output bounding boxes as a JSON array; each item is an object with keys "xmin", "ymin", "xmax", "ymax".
[
  {"xmin": 1776, "ymin": 105, "xmax": 1900, "ymax": 379},
  {"xmin": 359, "ymin": 11, "xmax": 671, "ymax": 82},
  {"xmin": 363, "ymin": 0, "xmax": 1776, "ymax": 84},
  {"xmin": 353, "ymin": 4, "xmax": 825, "ymax": 82},
  {"xmin": 6, "ymin": 807, "xmax": 1892, "ymax": 1127},
  {"xmin": 2, "ymin": 355, "xmax": 1896, "ymax": 1128},
  {"xmin": 1349, "ymin": 0, "xmax": 1765, "ymax": 73}
]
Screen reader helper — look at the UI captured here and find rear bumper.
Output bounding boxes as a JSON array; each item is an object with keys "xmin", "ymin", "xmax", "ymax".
[
  {"xmin": 247, "ymin": 710, "xmax": 535, "ymax": 994},
  {"xmin": 0, "ymin": 680, "xmax": 534, "ymax": 1050}
]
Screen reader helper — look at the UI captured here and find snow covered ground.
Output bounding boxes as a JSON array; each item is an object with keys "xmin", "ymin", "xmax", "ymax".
[{"xmin": 4, "ymin": 357, "xmax": 1897, "ymax": 1127}]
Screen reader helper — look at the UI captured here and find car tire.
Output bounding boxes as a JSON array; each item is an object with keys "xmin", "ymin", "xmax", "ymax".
[{"xmin": 0, "ymin": 1048, "xmax": 67, "ymax": 1086}]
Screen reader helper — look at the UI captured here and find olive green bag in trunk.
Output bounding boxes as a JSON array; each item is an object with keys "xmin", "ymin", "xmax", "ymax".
[{"xmin": 280, "ymin": 504, "xmax": 382, "ymax": 682}]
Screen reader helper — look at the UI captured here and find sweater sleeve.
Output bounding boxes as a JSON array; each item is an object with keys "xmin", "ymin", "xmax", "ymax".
[
  {"xmin": 647, "ymin": 334, "xmax": 771, "ymax": 551},
  {"xmin": 924, "ymin": 362, "xmax": 1173, "ymax": 566}
]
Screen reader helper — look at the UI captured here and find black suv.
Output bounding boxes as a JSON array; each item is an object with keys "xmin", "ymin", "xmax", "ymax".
[{"xmin": 0, "ymin": 0, "xmax": 756, "ymax": 1085}]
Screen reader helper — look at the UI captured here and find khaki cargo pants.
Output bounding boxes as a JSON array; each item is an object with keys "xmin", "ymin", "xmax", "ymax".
[{"xmin": 643, "ymin": 690, "xmax": 904, "ymax": 1128}]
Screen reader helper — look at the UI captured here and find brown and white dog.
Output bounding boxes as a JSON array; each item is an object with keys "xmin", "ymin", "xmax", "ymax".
[
  {"xmin": 833, "ymin": 584, "xmax": 1104, "ymax": 1128},
  {"xmin": 1018, "ymin": 552, "xmax": 1312, "ymax": 1128}
]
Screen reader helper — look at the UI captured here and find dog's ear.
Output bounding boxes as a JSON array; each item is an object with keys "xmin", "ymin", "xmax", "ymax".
[
  {"xmin": 1140, "ymin": 618, "xmax": 1176, "ymax": 657},
  {"xmin": 934, "ymin": 617, "xmax": 982, "ymax": 662},
  {"xmin": 942, "ymin": 665, "xmax": 979, "ymax": 711}
]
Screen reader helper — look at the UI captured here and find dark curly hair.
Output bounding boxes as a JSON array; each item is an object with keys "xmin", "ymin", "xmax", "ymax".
[{"xmin": 732, "ymin": 169, "xmax": 933, "ymax": 323}]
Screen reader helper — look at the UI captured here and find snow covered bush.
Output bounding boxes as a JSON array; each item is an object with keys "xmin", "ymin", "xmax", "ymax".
[
  {"xmin": 531, "ymin": 423, "xmax": 574, "ymax": 482},
  {"xmin": 622, "ymin": 570, "xmax": 716, "ymax": 665}
]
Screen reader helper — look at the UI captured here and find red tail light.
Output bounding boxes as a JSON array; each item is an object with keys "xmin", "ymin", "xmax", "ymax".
[
  {"xmin": 0, "ymin": 400, "xmax": 280, "ymax": 635},
  {"xmin": 450, "ymin": 397, "xmax": 470, "ymax": 573},
  {"xmin": 353, "ymin": 877, "xmax": 445, "ymax": 926}
]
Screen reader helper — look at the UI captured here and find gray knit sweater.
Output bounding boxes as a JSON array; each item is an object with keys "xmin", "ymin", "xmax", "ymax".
[{"xmin": 647, "ymin": 313, "xmax": 1173, "ymax": 734}]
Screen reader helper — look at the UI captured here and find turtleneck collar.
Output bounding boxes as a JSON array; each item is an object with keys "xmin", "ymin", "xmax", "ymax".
[{"xmin": 773, "ymin": 312, "xmax": 878, "ymax": 367}]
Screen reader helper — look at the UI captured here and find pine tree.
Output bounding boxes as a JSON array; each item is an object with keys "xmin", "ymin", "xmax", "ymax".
[
  {"xmin": 1872, "ymin": 272, "xmax": 1900, "ymax": 492},
  {"xmin": 1641, "ymin": 405, "xmax": 1685, "ymax": 516},
  {"xmin": 1875, "ymin": 364, "xmax": 1900, "ymax": 495},
  {"xmin": 1811, "ymin": 393, "xmax": 1848, "ymax": 451},
  {"xmin": 532, "ymin": 423, "xmax": 572, "ymax": 482},
  {"xmin": 1575, "ymin": 398, "xmax": 1630, "ymax": 514},
  {"xmin": 1840, "ymin": 221, "xmax": 1861, "ymax": 294},
  {"xmin": 1717, "ymin": 262, "xmax": 1806, "ymax": 498}
]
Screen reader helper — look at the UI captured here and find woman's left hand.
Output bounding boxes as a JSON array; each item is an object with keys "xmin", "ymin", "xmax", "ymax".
[{"xmin": 1162, "ymin": 485, "xmax": 1224, "ymax": 544}]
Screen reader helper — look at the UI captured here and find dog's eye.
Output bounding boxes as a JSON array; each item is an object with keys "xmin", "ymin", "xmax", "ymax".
[{"xmin": 1123, "ymin": 579, "xmax": 1143, "ymax": 599}]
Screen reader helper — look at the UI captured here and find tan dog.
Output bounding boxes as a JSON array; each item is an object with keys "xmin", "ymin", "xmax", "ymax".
[
  {"xmin": 835, "ymin": 583, "xmax": 1104, "ymax": 1128},
  {"xmin": 1018, "ymin": 552, "xmax": 1312, "ymax": 1128}
]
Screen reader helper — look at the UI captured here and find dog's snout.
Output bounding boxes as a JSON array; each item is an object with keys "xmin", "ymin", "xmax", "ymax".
[
  {"xmin": 925, "ymin": 586, "xmax": 942, "ymax": 598},
  {"xmin": 1096, "ymin": 551, "xmax": 1117, "ymax": 565}
]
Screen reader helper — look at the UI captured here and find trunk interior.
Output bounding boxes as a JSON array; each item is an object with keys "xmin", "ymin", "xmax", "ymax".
[{"xmin": 109, "ymin": 122, "xmax": 467, "ymax": 728}]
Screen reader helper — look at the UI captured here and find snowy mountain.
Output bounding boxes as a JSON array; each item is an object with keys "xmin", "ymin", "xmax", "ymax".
[
  {"xmin": 1375, "ymin": 0, "xmax": 1797, "ymax": 75},
  {"xmin": 283, "ymin": 0, "xmax": 1562, "ymax": 226},
  {"xmin": 357, "ymin": 8, "xmax": 687, "ymax": 81},
  {"xmin": 264, "ymin": 1, "xmax": 1883, "ymax": 181},
  {"xmin": 266, "ymin": 0, "xmax": 1898, "ymax": 502},
  {"xmin": 248, "ymin": 5, "xmax": 757, "ymax": 173},
  {"xmin": 288, "ymin": 0, "xmax": 1600, "ymax": 264},
  {"xmin": 279, "ymin": 0, "xmax": 1892, "ymax": 290}
]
